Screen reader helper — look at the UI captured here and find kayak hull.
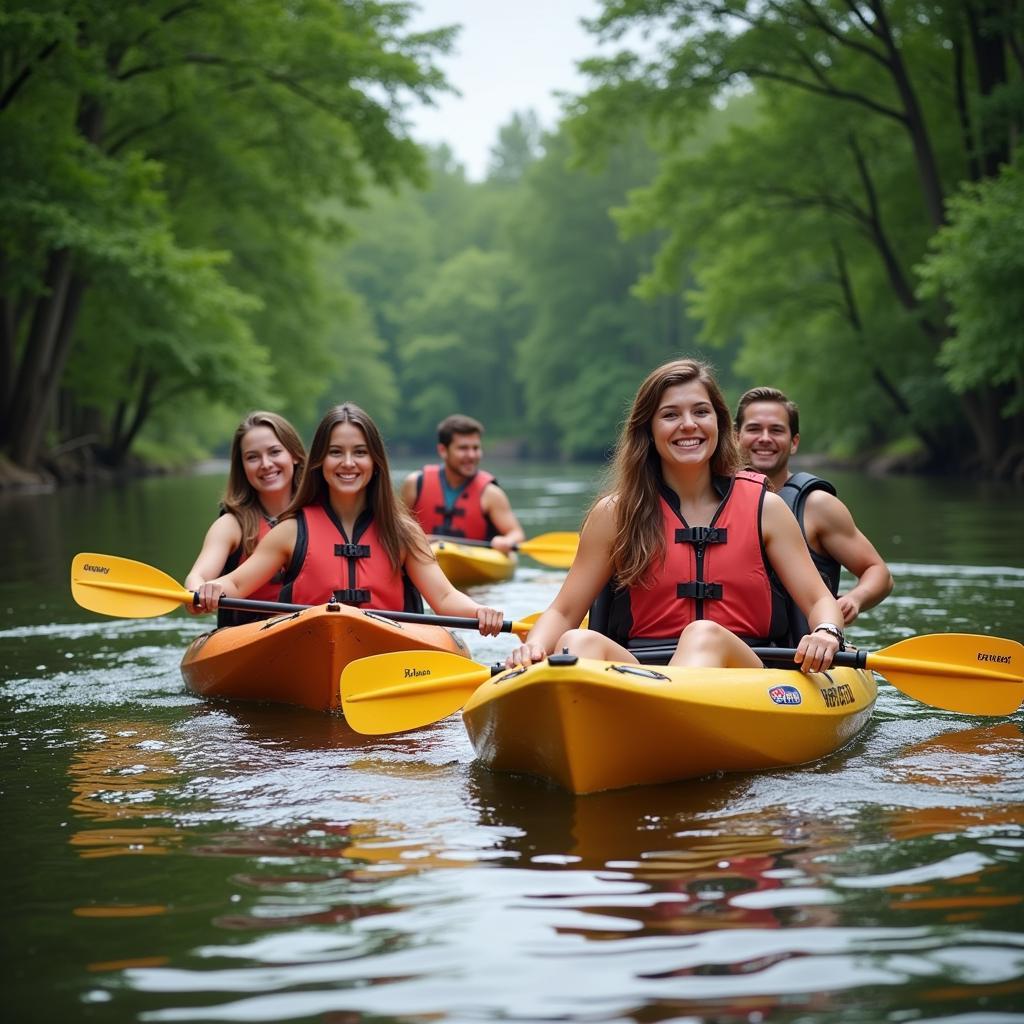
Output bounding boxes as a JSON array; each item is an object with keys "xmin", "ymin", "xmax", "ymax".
[
  {"xmin": 431, "ymin": 540, "xmax": 515, "ymax": 588},
  {"xmin": 462, "ymin": 656, "xmax": 876, "ymax": 794},
  {"xmin": 181, "ymin": 604, "xmax": 469, "ymax": 713}
]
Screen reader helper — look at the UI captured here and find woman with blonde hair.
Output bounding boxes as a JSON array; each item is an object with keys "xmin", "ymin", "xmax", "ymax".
[
  {"xmin": 193, "ymin": 403, "xmax": 503, "ymax": 636},
  {"xmin": 507, "ymin": 358, "xmax": 847, "ymax": 671},
  {"xmin": 185, "ymin": 411, "xmax": 306, "ymax": 628}
]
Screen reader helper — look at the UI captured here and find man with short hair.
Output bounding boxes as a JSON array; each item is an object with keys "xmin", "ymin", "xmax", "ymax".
[
  {"xmin": 735, "ymin": 387, "xmax": 893, "ymax": 639},
  {"xmin": 401, "ymin": 414, "xmax": 526, "ymax": 553}
]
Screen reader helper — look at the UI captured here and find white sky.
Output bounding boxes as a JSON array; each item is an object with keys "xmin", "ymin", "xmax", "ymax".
[{"xmin": 406, "ymin": 0, "xmax": 604, "ymax": 181}]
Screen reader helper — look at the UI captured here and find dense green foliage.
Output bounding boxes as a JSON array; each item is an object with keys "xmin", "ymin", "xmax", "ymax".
[
  {"xmin": 569, "ymin": 0, "xmax": 1024, "ymax": 476},
  {"xmin": 1, "ymin": 0, "xmax": 1021, "ymax": 482},
  {"xmin": 0, "ymin": 0, "xmax": 451, "ymax": 472}
]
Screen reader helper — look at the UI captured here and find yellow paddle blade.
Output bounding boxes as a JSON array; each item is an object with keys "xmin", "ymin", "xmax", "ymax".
[
  {"xmin": 71, "ymin": 553, "xmax": 192, "ymax": 618},
  {"xmin": 516, "ymin": 532, "xmax": 578, "ymax": 568},
  {"xmin": 515, "ymin": 610, "xmax": 589, "ymax": 631},
  {"xmin": 869, "ymin": 633, "xmax": 1024, "ymax": 716},
  {"xmin": 341, "ymin": 650, "xmax": 492, "ymax": 735}
]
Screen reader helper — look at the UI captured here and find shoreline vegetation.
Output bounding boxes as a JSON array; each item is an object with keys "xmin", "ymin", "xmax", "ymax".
[
  {"xmin": 0, "ymin": 445, "xmax": 941, "ymax": 495},
  {"xmin": 3, "ymin": 5, "xmax": 1020, "ymax": 488}
]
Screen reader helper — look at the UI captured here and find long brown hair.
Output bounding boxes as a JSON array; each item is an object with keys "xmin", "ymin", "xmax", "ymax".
[
  {"xmin": 223, "ymin": 411, "xmax": 306, "ymax": 555},
  {"xmin": 285, "ymin": 403, "xmax": 428, "ymax": 571},
  {"xmin": 602, "ymin": 358, "xmax": 742, "ymax": 586}
]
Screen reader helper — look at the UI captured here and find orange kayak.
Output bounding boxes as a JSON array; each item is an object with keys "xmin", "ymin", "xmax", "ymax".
[{"xmin": 181, "ymin": 603, "xmax": 469, "ymax": 713}]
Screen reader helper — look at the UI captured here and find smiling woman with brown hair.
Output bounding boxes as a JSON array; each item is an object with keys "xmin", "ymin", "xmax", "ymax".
[
  {"xmin": 185, "ymin": 411, "xmax": 306, "ymax": 628},
  {"xmin": 506, "ymin": 358, "xmax": 847, "ymax": 672}
]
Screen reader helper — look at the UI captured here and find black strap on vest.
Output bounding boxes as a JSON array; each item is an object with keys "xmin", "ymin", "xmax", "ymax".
[
  {"xmin": 335, "ymin": 543, "xmax": 370, "ymax": 559},
  {"xmin": 433, "ymin": 503, "xmax": 466, "ymax": 536},
  {"xmin": 674, "ymin": 522, "xmax": 727, "ymax": 604},
  {"xmin": 676, "ymin": 581, "xmax": 724, "ymax": 600},
  {"xmin": 675, "ymin": 526, "xmax": 727, "ymax": 545}
]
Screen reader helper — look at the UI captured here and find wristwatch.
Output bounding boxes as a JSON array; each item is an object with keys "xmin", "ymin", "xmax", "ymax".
[{"xmin": 813, "ymin": 622, "xmax": 846, "ymax": 651}]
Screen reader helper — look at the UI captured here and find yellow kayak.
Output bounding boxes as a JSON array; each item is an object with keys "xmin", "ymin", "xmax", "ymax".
[
  {"xmin": 462, "ymin": 655, "xmax": 876, "ymax": 794},
  {"xmin": 431, "ymin": 539, "xmax": 515, "ymax": 588},
  {"xmin": 181, "ymin": 604, "xmax": 469, "ymax": 713}
]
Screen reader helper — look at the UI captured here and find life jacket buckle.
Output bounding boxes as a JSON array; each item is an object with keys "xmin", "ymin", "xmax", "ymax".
[
  {"xmin": 677, "ymin": 581, "xmax": 724, "ymax": 600},
  {"xmin": 675, "ymin": 526, "xmax": 727, "ymax": 545},
  {"xmin": 335, "ymin": 543, "xmax": 370, "ymax": 559},
  {"xmin": 333, "ymin": 587, "xmax": 371, "ymax": 604}
]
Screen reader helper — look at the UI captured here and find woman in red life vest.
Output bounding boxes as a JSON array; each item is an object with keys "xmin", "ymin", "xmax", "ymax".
[
  {"xmin": 506, "ymin": 358, "xmax": 846, "ymax": 670},
  {"xmin": 192, "ymin": 403, "xmax": 504, "ymax": 636},
  {"xmin": 185, "ymin": 411, "xmax": 307, "ymax": 628}
]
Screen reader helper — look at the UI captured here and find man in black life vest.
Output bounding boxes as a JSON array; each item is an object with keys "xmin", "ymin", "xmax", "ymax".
[
  {"xmin": 400, "ymin": 413, "xmax": 526, "ymax": 554},
  {"xmin": 735, "ymin": 387, "xmax": 893, "ymax": 638}
]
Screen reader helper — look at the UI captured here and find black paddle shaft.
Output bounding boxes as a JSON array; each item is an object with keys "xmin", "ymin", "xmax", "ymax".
[
  {"xmin": 630, "ymin": 645, "xmax": 869, "ymax": 669},
  {"xmin": 204, "ymin": 595, "xmax": 518, "ymax": 633}
]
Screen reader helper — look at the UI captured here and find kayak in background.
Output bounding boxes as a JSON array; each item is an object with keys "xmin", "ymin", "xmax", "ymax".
[{"xmin": 431, "ymin": 538, "xmax": 516, "ymax": 588}]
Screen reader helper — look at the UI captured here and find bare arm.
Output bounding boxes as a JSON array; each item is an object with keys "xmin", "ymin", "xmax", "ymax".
[
  {"xmin": 762, "ymin": 492, "xmax": 844, "ymax": 672},
  {"xmin": 404, "ymin": 528, "xmax": 504, "ymax": 636},
  {"xmin": 804, "ymin": 490, "xmax": 893, "ymax": 623},
  {"xmin": 481, "ymin": 483, "xmax": 527, "ymax": 553},
  {"xmin": 399, "ymin": 471, "xmax": 419, "ymax": 511},
  {"xmin": 508, "ymin": 497, "xmax": 618, "ymax": 665},
  {"xmin": 192, "ymin": 520, "xmax": 297, "ymax": 613},
  {"xmin": 184, "ymin": 514, "xmax": 243, "ymax": 607}
]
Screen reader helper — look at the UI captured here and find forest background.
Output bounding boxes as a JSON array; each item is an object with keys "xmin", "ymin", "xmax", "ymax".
[{"xmin": 2, "ymin": 0, "xmax": 1022, "ymax": 485}]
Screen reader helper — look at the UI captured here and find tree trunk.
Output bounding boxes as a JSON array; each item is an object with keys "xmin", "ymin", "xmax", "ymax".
[
  {"xmin": 871, "ymin": 0, "xmax": 949, "ymax": 227},
  {"xmin": 4, "ymin": 248, "xmax": 74, "ymax": 460},
  {"xmin": 965, "ymin": 1, "xmax": 1013, "ymax": 176},
  {"xmin": 10, "ymin": 271, "xmax": 87, "ymax": 467},
  {"xmin": 105, "ymin": 368, "xmax": 159, "ymax": 467}
]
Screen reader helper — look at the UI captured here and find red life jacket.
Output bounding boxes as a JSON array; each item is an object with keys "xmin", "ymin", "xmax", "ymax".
[
  {"xmin": 412, "ymin": 464, "xmax": 497, "ymax": 541},
  {"xmin": 604, "ymin": 471, "xmax": 789, "ymax": 647},
  {"xmin": 217, "ymin": 516, "xmax": 283, "ymax": 628},
  {"xmin": 279, "ymin": 503, "xmax": 422, "ymax": 612}
]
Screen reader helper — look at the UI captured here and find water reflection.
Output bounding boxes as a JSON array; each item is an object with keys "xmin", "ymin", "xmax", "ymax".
[
  {"xmin": 68, "ymin": 720, "xmax": 184, "ymax": 860},
  {"xmin": 5, "ymin": 465, "xmax": 1022, "ymax": 1023}
]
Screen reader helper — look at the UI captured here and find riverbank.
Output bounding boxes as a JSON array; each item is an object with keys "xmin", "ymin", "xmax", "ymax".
[
  {"xmin": 0, "ymin": 442, "xmax": 948, "ymax": 492},
  {"xmin": 0, "ymin": 451, "xmax": 169, "ymax": 493}
]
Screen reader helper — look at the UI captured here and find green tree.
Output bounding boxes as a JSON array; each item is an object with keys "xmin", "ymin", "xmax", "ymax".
[
  {"xmin": 918, "ymin": 150, "xmax": 1024, "ymax": 478},
  {"xmin": 0, "ymin": 0, "xmax": 452, "ymax": 474},
  {"xmin": 512, "ymin": 124, "xmax": 702, "ymax": 458},
  {"xmin": 398, "ymin": 247, "xmax": 530, "ymax": 440},
  {"xmin": 573, "ymin": 0, "xmax": 1024, "ymax": 476},
  {"xmin": 487, "ymin": 109, "xmax": 543, "ymax": 183}
]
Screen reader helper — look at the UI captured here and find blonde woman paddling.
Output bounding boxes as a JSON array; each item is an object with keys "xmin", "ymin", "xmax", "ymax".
[{"xmin": 185, "ymin": 411, "xmax": 306, "ymax": 628}]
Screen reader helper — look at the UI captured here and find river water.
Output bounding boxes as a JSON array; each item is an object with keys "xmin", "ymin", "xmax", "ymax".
[{"xmin": 2, "ymin": 460, "xmax": 1022, "ymax": 1023}]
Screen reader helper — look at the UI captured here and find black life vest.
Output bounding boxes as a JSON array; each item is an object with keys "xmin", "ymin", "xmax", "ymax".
[
  {"xmin": 216, "ymin": 514, "xmax": 285, "ymax": 629},
  {"xmin": 779, "ymin": 472, "xmax": 842, "ymax": 644}
]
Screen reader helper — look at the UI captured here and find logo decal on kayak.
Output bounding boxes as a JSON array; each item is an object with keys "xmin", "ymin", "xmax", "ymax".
[
  {"xmin": 404, "ymin": 668, "xmax": 430, "ymax": 678},
  {"xmin": 821, "ymin": 683, "xmax": 856, "ymax": 708},
  {"xmin": 769, "ymin": 685, "xmax": 802, "ymax": 706}
]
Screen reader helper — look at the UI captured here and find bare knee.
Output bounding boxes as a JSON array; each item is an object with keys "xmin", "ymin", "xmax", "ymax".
[
  {"xmin": 679, "ymin": 620, "xmax": 729, "ymax": 645},
  {"xmin": 555, "ymin": 628, "xmax": 634, "ymax": 661},
  {"xmin": 672, "ymin": 620, "xmax": 759, "ymax": 668},
  {"xmin": 555, "ymin": 628, "xmax": 600, "ymax": 656}
]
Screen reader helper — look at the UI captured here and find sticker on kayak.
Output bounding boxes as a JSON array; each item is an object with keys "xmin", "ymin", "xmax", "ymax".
[{"xmin": 768, "ymin": 685, "xmax": 802, "ymax": 706}]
